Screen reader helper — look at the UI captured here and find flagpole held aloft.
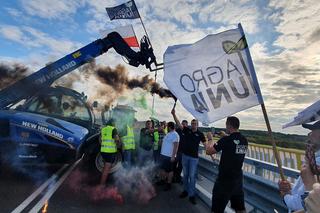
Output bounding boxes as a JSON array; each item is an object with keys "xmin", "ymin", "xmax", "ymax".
[
  {"xmin": 105, "ymin": 0, "xmax": 164, "ymax": 72},
  {"xmin": 132, "ymin": 0, "xmax": 152, "ymax": 49},
  {"xmin": 151, "ymin": 71, "xmax": 157, "ymax": 117},
  {"xmin": 238, "ymin": 23, "xmax": 285, "ymax": 181},
  {"xmin": 260, "ymin": 103, "xmax": 285, "ymax": 181},
  {"xmin": 132, "ymin": 0, "xmax": 164, "ymax": 72}
]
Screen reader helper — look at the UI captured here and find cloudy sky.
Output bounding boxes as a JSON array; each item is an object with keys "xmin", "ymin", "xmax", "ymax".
[{"xmin": 0, "ymin": 0, "xmax": 319, "ymax": 135}]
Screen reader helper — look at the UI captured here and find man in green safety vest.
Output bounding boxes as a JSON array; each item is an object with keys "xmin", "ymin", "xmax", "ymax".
[
  {"xmin": 121, "ymin": 124, "xmax": 135, "ymax": 168},
  {"xmin": 153, "ymin": 122, "xmax": 166, "ymax": 163},
  {"xmin": 100, "ymin": 118, "xmax": 120, "ymax": 185},
  {"xmin": 138, "ymin": 120, "xmax": 154, "ymax": 166}
]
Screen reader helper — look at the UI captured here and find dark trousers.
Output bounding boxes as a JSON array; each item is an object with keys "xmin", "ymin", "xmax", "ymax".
[
  {"xmin": 173, "ymin": 151, "xmax": 183, "ymax": 182},
  {"xmin": 211, "ymin": 178, "xmax": 245, "ymax": 213},
  {"xmin": 153, "ymin": 149, "xmax": 160, "ymax": 164}
]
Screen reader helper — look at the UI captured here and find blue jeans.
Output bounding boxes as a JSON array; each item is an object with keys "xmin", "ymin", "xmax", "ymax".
[
  {"xmin": 123, "ymin": 150, "xmax": 133, "ymax": 168},
  {"xmin": 182, "ymin": 154, "xmax": 199, "ymax": 197}
]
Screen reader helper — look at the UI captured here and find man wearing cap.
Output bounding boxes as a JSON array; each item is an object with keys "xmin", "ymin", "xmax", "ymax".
[{"xmin": 278, "ymin": 120, "xmax": 320, "ymax": 212}]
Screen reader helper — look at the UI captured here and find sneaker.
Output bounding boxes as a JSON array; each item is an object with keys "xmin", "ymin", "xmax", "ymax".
[
  {"xmin": 179, "ymin": 191, "xmax": 188, "ymax": 198},
  {"xmin": 164, "ymin": 183, "xmax": 171, "ymax": 191},
  {"xmin": 189, "ymin": 196, "xmax": 196, "ymax": 205}
]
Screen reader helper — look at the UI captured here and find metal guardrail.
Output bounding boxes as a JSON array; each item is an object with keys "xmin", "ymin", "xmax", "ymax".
[
  {"xmin": 247, "ymin": 143, "xmax": 305, "ymax": 171},
  {"xmin": 197, "ymin": 149, "xmax": 300, "ymax": 213}
]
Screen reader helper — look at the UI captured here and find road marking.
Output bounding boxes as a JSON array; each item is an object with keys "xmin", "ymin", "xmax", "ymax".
[
  {"xmin": 11, "ymin": 164, "xmax": 69, "ymax": 213},
  {"xmin": 29, "ymin": 158, "xmax": 82, "ymax": 213}
]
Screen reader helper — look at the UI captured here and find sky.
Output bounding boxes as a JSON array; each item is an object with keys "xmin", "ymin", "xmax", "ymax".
[{"xmin": 0, "ymin": 0, "xmax": 319, "ymax": 135}]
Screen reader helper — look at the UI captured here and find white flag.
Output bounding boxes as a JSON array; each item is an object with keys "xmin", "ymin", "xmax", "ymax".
[
  {"xmin": 163, "ymin": 24, "xmax": 263, "ymax": 124},
  {"xmin": 283, "ymin": 99, "xmax": 320, "ymax": 128}
]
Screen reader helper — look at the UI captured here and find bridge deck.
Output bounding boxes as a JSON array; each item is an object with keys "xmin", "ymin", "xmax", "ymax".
[{"xmin": 47, "ymin": 179, "xmax": 210, "ymax": 213}]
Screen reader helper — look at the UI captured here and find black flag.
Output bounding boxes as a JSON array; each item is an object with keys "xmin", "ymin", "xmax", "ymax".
[{"xmin": 106, "ymin": 0, "xmax": 140, "ymax": 20}]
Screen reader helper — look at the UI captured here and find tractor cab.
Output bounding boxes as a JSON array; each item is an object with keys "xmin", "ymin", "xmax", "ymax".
[{"xmin": 17, "ymin": 86, "xmax": 96, "ymax": 131}]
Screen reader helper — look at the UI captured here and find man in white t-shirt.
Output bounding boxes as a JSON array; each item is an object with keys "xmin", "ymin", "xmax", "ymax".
[{"xmin": 159, "ymin": 121, "xmax": 180, "ymax": 191}]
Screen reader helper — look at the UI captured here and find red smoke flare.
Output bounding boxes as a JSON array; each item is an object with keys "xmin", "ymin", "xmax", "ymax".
[{"xmin": 66, "ymin": 169, "xmax": 123, "ymax": 204}]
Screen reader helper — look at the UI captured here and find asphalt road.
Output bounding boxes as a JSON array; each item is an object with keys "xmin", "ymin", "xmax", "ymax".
[{"xmin": 0, "ymin": 161, "xmax": 209, "ymax": 213}]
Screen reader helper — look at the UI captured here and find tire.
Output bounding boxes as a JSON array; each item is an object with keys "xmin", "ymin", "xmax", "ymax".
[
  {"xmin": 94, "ymin": 152, "xmax": 122, "ymax": 174},
  {"xmin": 82, "ymin": 144, "xmax": 122, "ymax": 174}
]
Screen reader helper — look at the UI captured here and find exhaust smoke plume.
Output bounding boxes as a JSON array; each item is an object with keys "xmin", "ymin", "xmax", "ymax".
[
  {"xmin": 0, "ymin": 63, "xmax": 29, "ymax": 89},
  {"xmin": 56, "ymin": 60, "xmax": 175, "ymax": 108},
  {"xmin": 0, "ymin": 60, "xmax": 175, "ymax": 111},
  {"xmin": 95, "ymin": 63, "xmax": 176, "ymax": 101}
]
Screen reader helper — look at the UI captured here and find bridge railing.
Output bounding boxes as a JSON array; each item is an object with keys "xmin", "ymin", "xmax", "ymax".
[
  {"xmin": 202, "ymin": 141, "xmax": 304, "ymax": 183},
  {"xmin": 197, "ymin": 146, "xmax": 300, "ymax": 212},
  {"xmin": 247, "ymin": 143, "xmax": 305, "ymax": 170}
]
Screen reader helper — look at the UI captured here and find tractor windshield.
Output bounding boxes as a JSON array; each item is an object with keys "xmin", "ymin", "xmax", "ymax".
[{"xmin": 24, "ymin": 93, "xmax": 91, "ymax": 122}]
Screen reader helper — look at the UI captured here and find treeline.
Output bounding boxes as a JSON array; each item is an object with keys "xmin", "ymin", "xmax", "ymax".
[{"xmin": 200, "ymin": 127, "xmax": 307, "ymax": 150}]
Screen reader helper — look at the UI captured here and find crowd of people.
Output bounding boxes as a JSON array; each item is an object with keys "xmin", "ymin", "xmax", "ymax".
[{"xmin": 98, "ymin": 110, "xmax": 320, "ymax": 213}]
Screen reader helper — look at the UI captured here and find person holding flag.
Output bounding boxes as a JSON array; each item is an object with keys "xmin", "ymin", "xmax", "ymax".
[
  {"xmin": 278, "ymin": 121, "xmax": 320, "ymax": 212},
  {"xmin": 171, "ymin": 108, "xmax": 206, "ymax": 205},
  {"xmin": 206, "ymin": 116, "xmax": 248, "ymax": 213}
]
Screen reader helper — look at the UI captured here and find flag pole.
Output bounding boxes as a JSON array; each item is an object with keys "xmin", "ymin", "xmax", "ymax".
[
  {"xmin": 260, "ymin": 103, "xmax": 285, "ymax": 180},
  {"xmin": 132, "ymin": 0, "xmax": 153, "ymax": 49},
  {"xmin": 238, "ymin": 23, "xmax": 285, "ymax": 180},
  {"xmin": 151, "ymin": 71, "xmax": 157, "ymax": 117}
]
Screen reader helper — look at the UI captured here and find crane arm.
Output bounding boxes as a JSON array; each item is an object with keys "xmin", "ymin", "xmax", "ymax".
[{"xmin": 0, "ymin": 32, "xmax": 156, "ymax": 109}]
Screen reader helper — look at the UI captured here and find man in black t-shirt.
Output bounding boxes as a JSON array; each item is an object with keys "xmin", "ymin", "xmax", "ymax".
[
  {"xmin": 173, "ymin": 119, "xmax": 188, "ymax": 183},
  {"xmin": 172, "ymin": 109, "xmax": 206, "ymax": 205},
  {"xmin": 206, "ymin": 116, "xmax": 248, "ymax": 213}
]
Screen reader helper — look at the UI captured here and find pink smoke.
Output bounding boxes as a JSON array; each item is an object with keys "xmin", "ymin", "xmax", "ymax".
[
  {"xmin": 66, "ymin": 167, "xmax": 157, "ymax": 205},
  {"xmin": 85, "ymin": 185, "xmax": 123, "ymax": 204},
  {"xmin": 66, "ymin": 169, "xmax": 123, "ymax": 204}
]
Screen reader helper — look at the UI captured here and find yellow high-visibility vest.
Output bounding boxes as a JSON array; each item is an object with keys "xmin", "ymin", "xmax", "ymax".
[
  {"xmin": 100, "ymin": 125, "xmax": 117, "ymax": 153},
  {"xmin": 154, "ymin": 130, "xmax": 159, "ymax": 150},
  {"xmin": 121, "ymin": 125, "xmax": 135, "ymax": 150}
]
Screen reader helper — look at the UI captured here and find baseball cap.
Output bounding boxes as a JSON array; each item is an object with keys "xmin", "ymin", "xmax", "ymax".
[{"xmin": 302, "ymin": 120, "xmax": 320, "ymax": 130}]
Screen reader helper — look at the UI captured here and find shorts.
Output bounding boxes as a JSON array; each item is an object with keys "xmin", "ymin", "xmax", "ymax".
[
  {"xmin": 211, "ymin": 178, "xmax": 245, "ymax": 213},
  {"xmin": 160, "ymin": 154, "xmax": 174, "ymax": 173},
  {"xmin": 100, "ymin": 152, "xmax": 117, "ymax": 163}
]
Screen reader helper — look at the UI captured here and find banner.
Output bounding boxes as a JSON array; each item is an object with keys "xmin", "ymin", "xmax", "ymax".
[
  {"xmin": 163, "ymin": 24, "xmax": 263, "ymax": 124},
  {"xmin": 106, "ymin": 0, "xmax": 140, "ymax": 20},
  {"xmin": 100, "ymin": 25, "xmax": 139, "ymax": 47},
  {"xmin": 283, "ymin": 99, "xmax": 320, "ymax": 128}
]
